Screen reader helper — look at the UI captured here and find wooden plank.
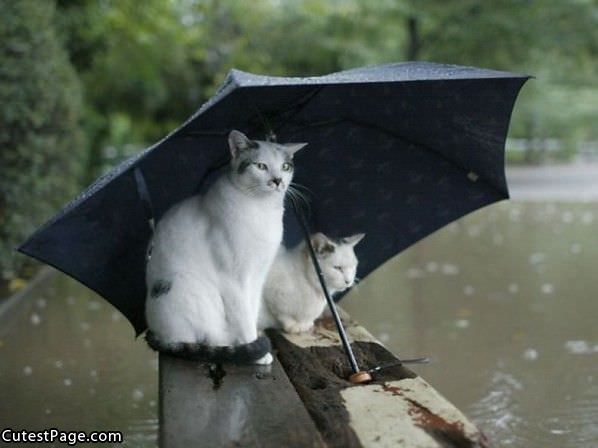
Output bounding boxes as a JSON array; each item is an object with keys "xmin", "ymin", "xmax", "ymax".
[
  {"xmin": 159, "ymin": 353, "xmax": 325, "ymax": 448},
  {"xmin": 269, "ymin": 311, "xmax": 490, "ymax": 448}
]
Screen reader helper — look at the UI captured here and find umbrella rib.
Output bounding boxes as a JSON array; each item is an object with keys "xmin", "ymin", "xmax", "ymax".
[
  {"xmin": 283, "ymin": 116, "xmax": 507, "ymax": 197},
  {"xmin": 179, "ymin": 87, "xmax": 325, "ymax": 141},
  {"xmin": 245, "ymin": 87, "xmax": 326, "ymax": 139}
]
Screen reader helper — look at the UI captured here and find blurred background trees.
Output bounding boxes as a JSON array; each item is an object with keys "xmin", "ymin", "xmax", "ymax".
[
  {"xmin": 1, "ymin": 0, "xmax": 597, "ymax": 288},
  {"xmin": 1, "ymin": 0, "xmax": 84, "ymax": 286}
]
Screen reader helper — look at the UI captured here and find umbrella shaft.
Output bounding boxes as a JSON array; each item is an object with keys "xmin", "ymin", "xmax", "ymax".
[{"xmin": 293, "ymin": 207, "xmax": 360, "ymax": 374}]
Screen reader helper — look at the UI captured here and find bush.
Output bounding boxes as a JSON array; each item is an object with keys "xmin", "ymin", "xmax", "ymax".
[{"xmin": 0, "ymin": 0, "xmax": 84, "ymax": 285}]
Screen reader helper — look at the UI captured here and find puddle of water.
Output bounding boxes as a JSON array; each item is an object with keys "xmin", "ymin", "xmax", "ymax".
[
  {"xmin": 0, "ymin": 201, "xmax": 596, "ymax": 447},
  {"xmin": 344, "ymin": 201, "xmax": 598, "ymax": 447}
]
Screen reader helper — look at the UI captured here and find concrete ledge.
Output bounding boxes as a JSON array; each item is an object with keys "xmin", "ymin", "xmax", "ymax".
[
  {"xmin": 159, "ymin": 353, "xmax": 325, "ymax": 447},
  {"xmin": 159, "ymin": 310, "xmax": 489, "ymax": 448},
  {"xmin": 269, "ymin": 311, "xmax": 489, "ymax": 448}
]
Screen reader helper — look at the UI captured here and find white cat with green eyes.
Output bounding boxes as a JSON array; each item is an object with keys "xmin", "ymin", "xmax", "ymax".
[
  {"xmin": 145, "ymin": 130, "xmax": 306, "ymax": 364},
  {"xmin": 259, "ymin": 232, "xmax": 365, "ymax": 333}
]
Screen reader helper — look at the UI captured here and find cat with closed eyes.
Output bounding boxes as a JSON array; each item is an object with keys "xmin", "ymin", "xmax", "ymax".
[
  {"xmin": 145, "ymin": 130, "xmax": 306, "ymax": 364},
  {"xmin": 259, "ymin": 232, "xmax": 365, "ymax": 334}
]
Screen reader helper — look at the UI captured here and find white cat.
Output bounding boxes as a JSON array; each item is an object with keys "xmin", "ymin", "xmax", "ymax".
[
  {"xmin": 145, "ymin": 130, "xmax": 306, "ymax": 364},
  {"xmin": 259, "ymin": 232, "xmax": 365, "ymax": 334}
]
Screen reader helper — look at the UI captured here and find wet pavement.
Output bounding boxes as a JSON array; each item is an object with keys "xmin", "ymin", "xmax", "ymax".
[{"xmin": 0, "ymin": 200, "xmax": 596, "ymax": 447}]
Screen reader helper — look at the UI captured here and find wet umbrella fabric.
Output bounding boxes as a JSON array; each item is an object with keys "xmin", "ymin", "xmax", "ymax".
[{"xmin": 19, "ymin": 62, "xmax": 529, "ymax": 335}]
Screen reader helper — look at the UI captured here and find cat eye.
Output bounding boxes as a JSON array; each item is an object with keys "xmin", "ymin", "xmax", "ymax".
[
  {"xmin": 334, "ymin": 266, "xmax": 343, "ymax": 272},
  {"xmin": 255, "ymin": 162, "xmax": 268, "ymax": 171},
  {"xmin": 281, "ymin": 162, "xmax": 293, "ymax": 172}
]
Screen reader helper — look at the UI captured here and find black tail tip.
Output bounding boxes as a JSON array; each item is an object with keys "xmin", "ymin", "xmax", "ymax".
[{"xmin": 145, "ymin": 331, "xmax": 271, "ymax": 364}]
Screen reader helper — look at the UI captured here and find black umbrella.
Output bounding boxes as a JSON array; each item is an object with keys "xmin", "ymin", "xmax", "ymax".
[{"xmin": 19, "ymin": 62, "xmax": 528, "ymax": 377}]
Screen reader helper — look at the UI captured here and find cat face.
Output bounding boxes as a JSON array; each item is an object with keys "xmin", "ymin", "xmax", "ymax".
[
  {"xmin": 228, "ymin": 130, "xmax": 306, "ymax": 196},
  {"xmin": 310, "ymin": 232, "xmax": 365, "ymax": 293}
]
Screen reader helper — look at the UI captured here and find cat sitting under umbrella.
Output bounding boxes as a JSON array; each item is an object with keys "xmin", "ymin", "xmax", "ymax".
[
  {"xmin": 144, "ymin": 130, "xmax": 306, "ymax": 365},
  {"xmin": 259, "ymin": 232, "xmax": 365, "ymax": 334}
]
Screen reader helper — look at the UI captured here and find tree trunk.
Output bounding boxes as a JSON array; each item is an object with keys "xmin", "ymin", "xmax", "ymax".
[{"xmin": 406, "ymin": 16, "xmax": 420, "ymax": 60}]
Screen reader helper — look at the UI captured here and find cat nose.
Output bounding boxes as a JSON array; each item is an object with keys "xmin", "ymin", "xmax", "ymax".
[{"xmin": 270, "ymin": 177, "xmax": 282, "ymax": 187}]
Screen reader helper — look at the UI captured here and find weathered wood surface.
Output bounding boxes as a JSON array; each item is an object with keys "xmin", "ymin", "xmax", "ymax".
[
  {"xmin": 268, "ymin": 311, "xmax": 490, "ymax": 448},
  {"xmin": 159, "ymin": 353, "xmax": 325, "ymax": 448}
]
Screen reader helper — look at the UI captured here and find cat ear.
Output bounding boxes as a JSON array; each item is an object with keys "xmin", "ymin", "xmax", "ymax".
[
  {"xmin": 281, "ymin": 142, "xmax": 308, "ymax": 156},
  {"xmin": 342, "ymin": 233, "xmax": 365, "ymax": 246},
  {"xmin": 310, "ymin": 233, "xmax": 335, "ymax": 255},
  {"xmin": 229, "ymin": 130, "xmax": 258, "ymax": 158}
]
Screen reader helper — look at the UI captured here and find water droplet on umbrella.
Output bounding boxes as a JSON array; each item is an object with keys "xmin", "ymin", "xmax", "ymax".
[
  {"xmin": 63, "ymin": 378, "xmax": 72, "ymax": 386},
  {"xmin": 541, "ymin": 284, "xmax": 554, "ymax": 294},
  {"xmin": 55, "ymin": 360, "xmax": 64, "ymax": 369},
  {"xmin": 464, "ymin": 285, "xmax": 475, "ymax": 296},
  {"xmin": 570, "ymin": 243, "xmax": 582, "ymax": 254},
  {"xmin": 508, "ymin": 283, "xmax": 519, "ymax": 294},
  {"xmin": 23, "ymin": 366, "xmax": 33, "ymax": 376},
  {"xmin": 36, "ymin": 298, "xmax": 47, "ymax": 308},
  {"xmin": 467, "ymin": 171, "xmax": 479, "ymax": 182}
]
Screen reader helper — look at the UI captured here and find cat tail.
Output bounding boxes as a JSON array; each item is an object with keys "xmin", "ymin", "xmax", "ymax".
[{"xmin": 145, "ymin": 330, "xmax": 271, "ymax": 364}]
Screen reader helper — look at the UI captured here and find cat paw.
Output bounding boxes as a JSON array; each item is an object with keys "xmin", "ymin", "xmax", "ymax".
[
  {"xmin": 282, "ymin": 323, "xmax": 303, "ymax": 334},
  {"xmin": 297, "ymin": 322, "xmax": 314, "ymax": 333},
  {"xmin": 254, "ymin": 352, "xmax": 273, "ymax": 365},
  {"xmin": 282, "ymin": 321, "xmax": 313, "ymax": 334}
]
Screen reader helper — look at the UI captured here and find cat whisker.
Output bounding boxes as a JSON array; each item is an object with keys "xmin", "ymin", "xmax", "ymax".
[
  {"xmin": 285, "ymin": 185, "xmax": 311, "ymax": 214},
  {"xmin": 290, "ymin": 182, "xmax": 312, "ymax": 193},
  {"xmin": 288, "ymin": 184, "xmax": 310, "ymax": 204},
  {"xmin": 285, "ymin": 190, "xmax": 303, "ymax": 212}
]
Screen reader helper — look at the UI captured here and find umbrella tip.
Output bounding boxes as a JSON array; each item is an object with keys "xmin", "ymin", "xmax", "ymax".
[{"xmin": 349, "ymin": 371, "xmax": 373, "ymax": 384}]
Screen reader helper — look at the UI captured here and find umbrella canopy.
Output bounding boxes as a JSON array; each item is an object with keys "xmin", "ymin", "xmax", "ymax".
[{"xmin": 19, "ymin": 62, "xmax": 529, "ymax": 335}]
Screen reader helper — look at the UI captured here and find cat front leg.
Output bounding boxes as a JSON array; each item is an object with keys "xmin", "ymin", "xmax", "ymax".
[
  {"xmin": 221, "ymin": 284, "xmax": 273, "ymax": 365},
  {"xmin": 222, "ymin": 289, "xmax": 259, "ymax": 344}
]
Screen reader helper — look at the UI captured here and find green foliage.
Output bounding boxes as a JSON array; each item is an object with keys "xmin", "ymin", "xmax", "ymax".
[
  {"xmin": 54, "ymin": 0, "xmax": 596, "ymax": 176},
  {"xmin": 1, "ymin": 0, "xmax": 597, "ymax": 287},
  {"xmin": 0, "ymin": 0, "xmax": 84, "ymax": 282}
]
